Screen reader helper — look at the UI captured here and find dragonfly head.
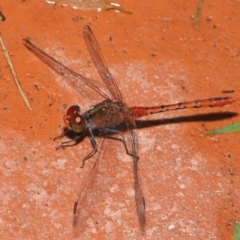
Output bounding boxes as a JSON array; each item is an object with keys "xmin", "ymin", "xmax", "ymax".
[{"xmin": 63, "ymin": 105, "xmax": 86, "ymax": 133}]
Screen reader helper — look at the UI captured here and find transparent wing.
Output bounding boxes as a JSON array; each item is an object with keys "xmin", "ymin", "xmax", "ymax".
[
  {"xmin": 124, "ymin": 118, "xmax": 146, "ymax": 229},
  {"xmin": 23, "ymin": 38, "xmax": 112, "ymax": 100},
  {"xmin": 73, "ymin": 137, "xmax": 107, "ymax": 237},
  {"xmin": 83, "ymin": 25, "xmax": 124, "ymax": 102}
]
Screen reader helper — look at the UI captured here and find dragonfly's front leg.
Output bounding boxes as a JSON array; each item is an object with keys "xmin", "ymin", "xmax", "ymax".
[
  {"xmin": 54, "ymin": 130, "xmax": 85, "ymax": 150},
  {"xmin": 54, "ymin": 127, "xmax": 98, "ymax": 167}
]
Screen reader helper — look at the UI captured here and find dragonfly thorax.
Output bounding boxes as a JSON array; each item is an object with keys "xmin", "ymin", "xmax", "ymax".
[{"xmin": 83, "ymin": 99, "xmax": 127, "ymax": 129}]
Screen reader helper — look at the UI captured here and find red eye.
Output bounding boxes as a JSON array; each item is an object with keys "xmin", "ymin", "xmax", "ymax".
[
  {"xmin": 66, "ymin": 105, "xmax": 81, "ymax": 117},
  {"xmin": 63, "ymin": 105, "xmax": 86, "ymax": 133}
]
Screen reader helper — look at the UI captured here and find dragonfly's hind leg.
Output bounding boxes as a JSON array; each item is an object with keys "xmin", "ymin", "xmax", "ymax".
[
  {"xmin": 102, "ymin": 128, "xmax": 140, "ymax": 161},
  {"xmin": 80, "ymin": 127, "xmax": 98, "ymax": 168}
]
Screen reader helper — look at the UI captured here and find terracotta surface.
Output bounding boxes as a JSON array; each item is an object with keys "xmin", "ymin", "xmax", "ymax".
[{"xmin": 0, "ymin": 1, "xmax": 240, "ymax": 239}]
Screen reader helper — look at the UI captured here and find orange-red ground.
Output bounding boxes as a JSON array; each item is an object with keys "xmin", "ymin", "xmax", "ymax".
[{"xmin": 0, "ymin": 1, "xmax": 239, "ymax": 239}]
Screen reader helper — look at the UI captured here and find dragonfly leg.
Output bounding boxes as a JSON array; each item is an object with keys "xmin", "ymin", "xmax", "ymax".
[
  {"xmin": 80, "ymin": 127, "xmax": 98, "ymax": 168},
  {"xmin": 54, "ymin": 134, "xmax": 83, "ymax": 150},
  {"xmin": 53, "ymin": 129, "xmax": 69, "ymax": 141},
  {"xmin": 102, "ymin": 128, "xmax": 139, "ymax": 161}
]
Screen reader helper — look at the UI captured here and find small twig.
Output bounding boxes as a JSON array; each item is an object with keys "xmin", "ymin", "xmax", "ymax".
[
  {"xmin": 107, "ymin": 2, "xmax": 132, "ymax": 14},
  {"xmin": 194, "ymin": 0, "xmax": 205, "ymax": 28},
  {"xmin": 0, "ymin": 11, "xmax": 6, "ymax": 21},
  {"xmin": 0, "ymin": 33, "xmax": 32, "ymax": 110}
]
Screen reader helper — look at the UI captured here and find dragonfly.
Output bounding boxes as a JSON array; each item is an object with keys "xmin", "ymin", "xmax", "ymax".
[{"xmin": 23, "ymin": 25, "xmax": 237, "ymax": 232}]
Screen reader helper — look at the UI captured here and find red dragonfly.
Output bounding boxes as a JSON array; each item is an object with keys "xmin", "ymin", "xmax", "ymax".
[{"xmin": 23, "ymin": 25, "xmax": 237, "ymax": 232}]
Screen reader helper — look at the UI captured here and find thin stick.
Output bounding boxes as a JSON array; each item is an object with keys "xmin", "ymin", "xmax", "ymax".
[
  {"xmin": 0, "ymin": 33, "xmax": 32, "ymax": 110},
  {"xmin": 0, "ymin": 11, "xmax": 6, "ymax": 21},
  {"xmin": 194, "ymin": 0, "xmax": 205, "ymax": 27}
]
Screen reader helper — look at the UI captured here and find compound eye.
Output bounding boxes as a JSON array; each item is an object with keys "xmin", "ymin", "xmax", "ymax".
[
  {"xmin": 66, "ymin": 105, "xmax": 81, "ymax": 117},
  {"xmin": 63, "ymin": 105, "xmax": 85, "ymax": 133}
]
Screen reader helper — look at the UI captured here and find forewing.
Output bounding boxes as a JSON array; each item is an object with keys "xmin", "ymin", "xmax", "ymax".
[
  {"xmin": 83, "ymin": 25, "xmax": 124, "ymax": 102},
  {"xmin": 23, "ymin": 38, "xmax": 112, "ymax": 100}
]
